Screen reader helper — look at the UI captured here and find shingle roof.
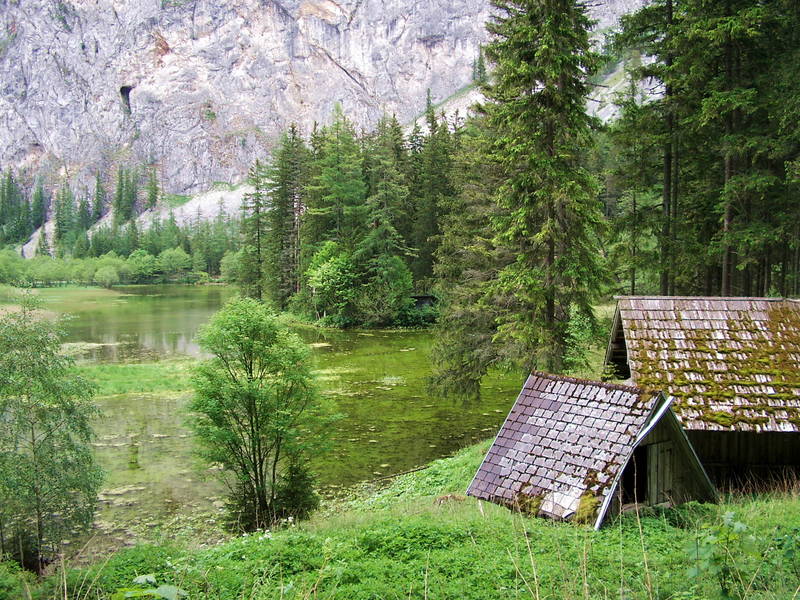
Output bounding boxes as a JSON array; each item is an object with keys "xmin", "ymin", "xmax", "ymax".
[
  {"xmin": 466, "ymin": 372, "xmax": 662, "ymax": 525},
  {"xmin": 610, "ymin": 296, "xmax": 800, "ymax": 433}
]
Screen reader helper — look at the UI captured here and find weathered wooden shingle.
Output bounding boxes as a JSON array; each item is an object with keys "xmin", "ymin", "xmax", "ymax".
[
  {"xmin": 609, "ymin": 296, "xmax": 800, "ymax": 432},
  {"xmin": 466, "ymin": 372, "xmax": 659, "ymax": 522}
]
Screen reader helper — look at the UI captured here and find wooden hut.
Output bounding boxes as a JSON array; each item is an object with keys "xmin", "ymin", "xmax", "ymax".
[
  {"xmin": 466, "ymin": 372, "xmax": 716, "ymax": 528},
  {"xmin": 605, "ymin": 296, "xmax": 800, "ymax": 482}
]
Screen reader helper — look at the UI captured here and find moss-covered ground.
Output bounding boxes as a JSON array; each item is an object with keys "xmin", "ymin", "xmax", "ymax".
[{"xmin": 5, "ymin": 441, "xmax": 799, "ymax": 600}]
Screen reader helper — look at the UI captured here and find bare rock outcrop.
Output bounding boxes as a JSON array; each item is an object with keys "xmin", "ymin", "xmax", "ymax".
[{"xmin": 0, "ymin": 0, "xmax": 645, "ymax": 195}]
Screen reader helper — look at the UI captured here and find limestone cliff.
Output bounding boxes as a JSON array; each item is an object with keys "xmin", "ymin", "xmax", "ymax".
[{"xmin": 0, "ymin": 0, "xmax": 644, "ymax": 195}]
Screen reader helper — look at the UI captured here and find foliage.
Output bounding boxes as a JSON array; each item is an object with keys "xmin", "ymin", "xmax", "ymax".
[
  {"xmin": 481, "ymin": 0, "xmax": 607, "ymax": 374},
  {"xmin": 0, "ymin": 296, "xmax": 102, "ymax": 572},
  {"xmin": 687, "ymin": 511, "xmax": 763, "ymax": 598},
  {"xmin": 16, "ymin": 439, "xmax": 800, "ymax": 599},
  {"xmin": 189, "ymin": 297, "xmax": 333, "ymax": 530},
  {"xmin": 305, "ymin": 242, "xmax": 357, "ymax": 326},
  {"xmin": 112, "ymin": 575, "xmax": 187, "ymax": 600},
  {"xmin": 613, "ymin": 0, "xmax": 800, "ymax": 296},
  {"xmin": 430, "ymin": 119, "xmax": 505, "ymax": 398},
  {"xmin": 219, "ymin": 250, "xmax": 242, "ymax": 283},
  {"xmin": 352, "ymin": 255, "xmax": 413, "ymax": 327},
  {"xmin": 239, "ymin": 162, "xmax": 269, "ymax": 301},
  {"xmin": 263, "ymin": 124, "xmax": 309, "ymax": 309},
  {"xmin": 94, "ymin": 264, "xmax": 120, "ymax": 288}
]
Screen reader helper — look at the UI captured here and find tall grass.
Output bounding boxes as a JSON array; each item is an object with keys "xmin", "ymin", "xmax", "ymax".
[{"xmin": 5, "ymin": 442, "xmax": 799, "ymax": 599}]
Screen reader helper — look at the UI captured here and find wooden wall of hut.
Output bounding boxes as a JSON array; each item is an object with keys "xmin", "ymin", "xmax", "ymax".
[
  {"xmin": 615, "ymin": 415, "xmax": 716, "ymax": 511},
  {"xmin": 686, "ymin": 431, "xmax": 800, "ymax": 487}
]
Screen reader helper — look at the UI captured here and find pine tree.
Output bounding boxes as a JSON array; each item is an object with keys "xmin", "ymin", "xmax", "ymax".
[
  {"xmin": 308, "ymin": 106, "xmax": 367, "ymax": 250},
  {"xmin": 482, "ymin": 0, "xmax": 607, "ymax": 373},
  {"xmin": 31, "ymin": 180, "xmax": 46, "ymax": 230},
  {"xmin": 264, "ymin": 124, "xmax": 310, "ymax": 308},
  {"xmin": 239, "ymin": 160, "xmax": 269, "ymax": 301},
  {"xmin": 146, "ymin": 168, "xmax": 160, "ymax": 210},
  {"xmin": 92, "ymin": 172, "xmax": 105, "ymax": 222}
]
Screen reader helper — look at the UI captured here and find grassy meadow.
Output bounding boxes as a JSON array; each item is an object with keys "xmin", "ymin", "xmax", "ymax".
[{"xmin": 3, "ymin": 441, "xmax": 799, "ymax": 599}]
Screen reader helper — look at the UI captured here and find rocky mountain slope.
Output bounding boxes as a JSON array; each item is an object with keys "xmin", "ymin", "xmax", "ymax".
[{"xmin": 1, "ymin": 0, "xmax": 645, "ymax": 197}]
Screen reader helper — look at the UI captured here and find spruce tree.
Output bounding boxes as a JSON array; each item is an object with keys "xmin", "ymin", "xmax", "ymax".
[
  {"xmin": 146, "ymin": 168, "xmax": 159, "ymax": 210},
  {"xmin": 308, "ymin": 106, "xmax": 366, "ymax": 250},
  {"xmin": 239, "ymin": 160, "xmax": 269, "ymax": 301},
  {"xmin": 31, "ymin": 180, "xmax": 46, "ymax": 230},
  {"xmin": 410, "ymin": 106, "xmax": 455, "ymax": 287},
  {"xmin": 113, "ymin": 167, "xmax": 126, "ymax": 226},
  {"xmin": 113, "ymin": 167, "xmax": 137, "ymax": 225},
  {"xmin": 615, "ymin": 0, "xmax": 797, "ymax": 296},
  {"xmin": 482, "ymin": 0, "xmax": 606, "ymax": 373},
  {"xmin": 431, "ymin": 118, "xmax": 506, "ymax": 397},
  {"xmin": 265, "ymin": 124, "xmax": 309, "ymax": 308},
  {"xmin": 77, "ymin": 195, "xmax": 92, "ymax": 231},
  {"xmin": 92, "ymin": 172, "xmax": 105, "ymax": 222},
  {"xmin": 37, "ymin": 227, "xmax": 51, "ymax": 257},
  {"xmin": 53, "ymin": 184, "xmax": 75, "ymax": 246},
  {"xmin": 606, "ymin": 76, "xmax": 662, "ymax": 295},
  {"xmin": 353, "ymin": 116, "xmax": 414, "ymax": 324},
  {"xmin": 358, "ymin": 116, "xmax": 410, "ymax": 265}
]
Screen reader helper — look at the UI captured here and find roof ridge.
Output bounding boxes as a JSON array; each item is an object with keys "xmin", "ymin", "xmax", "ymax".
[{"xmin": 529, "ymin": 370, "xmax": 653, "ymax": 396}]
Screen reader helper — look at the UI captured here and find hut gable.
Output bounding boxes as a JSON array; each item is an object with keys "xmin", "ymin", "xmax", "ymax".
[
  {"xmin": 466, "ymin": 372, "xmax": 715, "ymax": 528},
  {"xmin": 606, "ymin": 297, "xmax": 800, "ymax": 433}
]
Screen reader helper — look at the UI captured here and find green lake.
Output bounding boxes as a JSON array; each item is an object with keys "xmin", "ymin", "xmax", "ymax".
[{"xmin": 37, "ymin": 285, "xmax": 522, "ymax": 550}]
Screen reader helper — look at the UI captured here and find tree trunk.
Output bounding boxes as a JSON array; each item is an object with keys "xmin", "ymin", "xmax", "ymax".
[
  {"xmin": 660, "ymin": 0, "xmax": 674, "ymax": 296},
  {"xmin": 631, "ymin": 192, "xmax": 637, "ymax": 295},
  {"xmin": 720, "ymin": 0, "xmax": 735, "ymax": 297}
]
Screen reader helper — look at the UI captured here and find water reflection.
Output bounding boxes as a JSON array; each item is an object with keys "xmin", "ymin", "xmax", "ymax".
[
  {"xmin": 54, "ymin": 285, "xmax": 522, "ymax": 538},
  {"xmin": 60, "ymin": 285, "xmax": 235, "ymax": 361}
]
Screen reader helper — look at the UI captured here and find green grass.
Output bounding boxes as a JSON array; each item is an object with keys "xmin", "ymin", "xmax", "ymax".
[
  {"xmin": 77, "ymin": 359, "xmax": 195, "ymax": 396},
  {"xmin": 13, "ymin": 442, "xmax": 800, "ymax": 599}
]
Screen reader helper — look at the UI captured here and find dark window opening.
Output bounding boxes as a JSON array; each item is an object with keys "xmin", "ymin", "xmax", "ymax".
[
  {"xmin": 605, "ymin": 324, "xmax": 631, "ymax": 380},
  {"xmin": 120, "ymin": 86, "xmax": 133, "ymax": 115},
  {"xmin": 621, "ymin": 445, "xmax": 648, "ymax": 505}
]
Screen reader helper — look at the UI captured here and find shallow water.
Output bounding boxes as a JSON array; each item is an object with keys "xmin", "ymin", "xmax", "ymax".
[{"xmin": 40, "ymin": 285, "xmax": 522, "ymax": 542}]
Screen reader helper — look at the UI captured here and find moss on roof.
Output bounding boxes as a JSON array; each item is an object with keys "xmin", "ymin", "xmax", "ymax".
[{"xmin": 615, "ymin": 297, "xmax": 800, "ymax": 432}]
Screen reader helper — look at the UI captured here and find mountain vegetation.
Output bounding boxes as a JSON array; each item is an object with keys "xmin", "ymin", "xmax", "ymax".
[
  {"xmin": 4, "ymin": 441, "xmax": 800, "ymax": 598},
  {"xmin": 0, "ymin": 296, "xmax": 102, "ymax": 574},
  {"xmin": 189, "ymin": 297, "xmax": 335, "ymax": 530},
  {"xmin": 0, "ymin": 0, "xmax": 798, "ymax": 592}
]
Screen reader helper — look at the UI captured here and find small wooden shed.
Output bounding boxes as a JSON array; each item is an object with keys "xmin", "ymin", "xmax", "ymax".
[
  {"xmin": 466, "ymin": 372, "xmax": 716, "ymax": 528},
  {"xmin": 605, "ymin": 296, "xmax": 800, "ymax": 482}
]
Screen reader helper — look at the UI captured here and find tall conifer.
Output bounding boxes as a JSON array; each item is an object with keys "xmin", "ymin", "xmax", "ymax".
[
  {"xmin": 483, "ymin": 0, "xmax": 606, "ymax": 373},
  {"xmin": 239, "ymin": 161, "xmax": 269, "ymax": 301},
  {"xmin": 265, "ymin": 124, "xmax": 309, "ymax": 308}
]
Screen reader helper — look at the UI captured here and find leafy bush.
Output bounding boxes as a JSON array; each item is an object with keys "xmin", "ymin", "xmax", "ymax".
[
  {"xmin": 94, "ymin": 265, "xmax": 119, "ymax": 288},
  {"xmin": 190, "ymin": 298, "xmax": 334, "ymax": 530},
  {"xmin": 395, "ymin": 302, "xmax": 438, "ymax": 327},
  {"xmin": 0, "ymin": 561, "xmax": 28, "ymax": 599},
  {"xmin": 306, "ymin": 242, "xmax": 357, "ymax": 326}
]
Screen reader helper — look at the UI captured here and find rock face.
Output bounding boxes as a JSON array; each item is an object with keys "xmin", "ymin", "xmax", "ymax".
[{"xmin": 0, "ymin": 0, "xmax": 644, "ymax": 194}]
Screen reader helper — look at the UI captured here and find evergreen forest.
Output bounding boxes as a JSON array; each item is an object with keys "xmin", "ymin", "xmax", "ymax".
[
  {"xmin": 1, "ymin": 0, "xmax": 800, "ymax": 598},
  {"xmin": 1, "ymin": 0, "xmax": 798, "ymax": 398}
]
